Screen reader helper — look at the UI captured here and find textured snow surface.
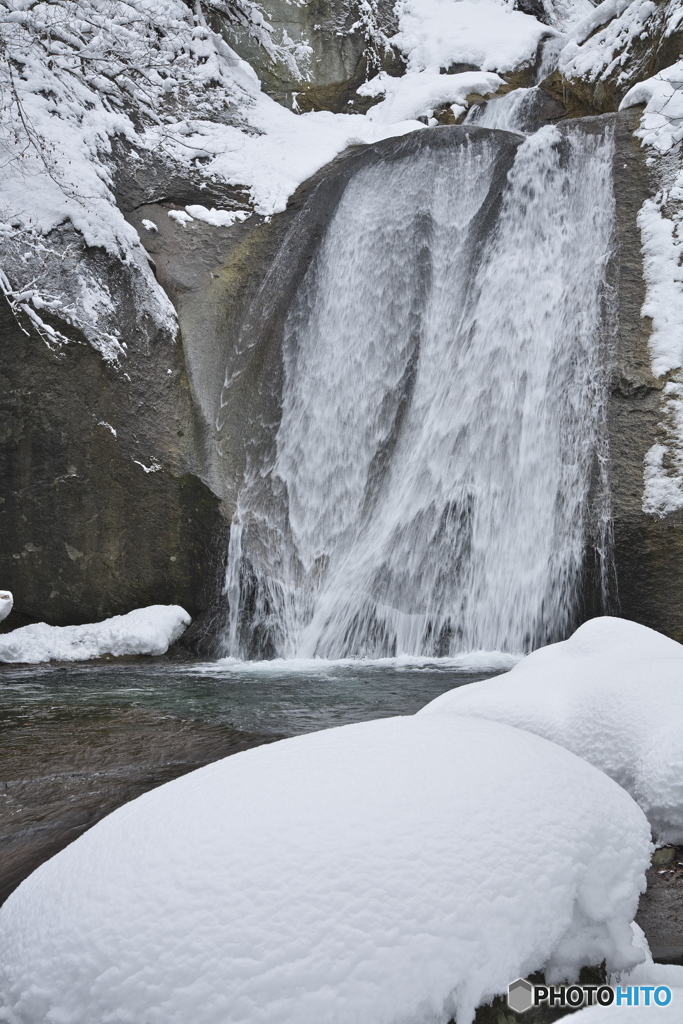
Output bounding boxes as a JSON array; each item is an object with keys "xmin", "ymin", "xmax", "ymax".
[
  {"xmin": 637, "ymin": 192, "xmax": 683, "ymax": 379},
  {"xmin": 0, "ymin": 714, "xmax": 650, "ymax": 1024},
  {"xmin": 643, "ymin": 382, "xmax": 683, "ymax": 516},
  {"xmin": 0, "ymin": 605, "xmax": 190, "ymax": 663},
  {"xmin": 392, "ymin": 0, "xmax": 553, "ymax": 75},
  {"xmin": 421, "ymin": 616, "xmax": 683, "ymax": 843},
  {"xmin": 159, "ymin": 99, "xmax": 422, "ymax": 217},
  {"xmin": 361, "ymin": 0, "xmax": 552, "ymax": 123},
  {"xmin": 618, "ymin": 70, "xmax": 683, "ymax": 515},
  {"xmin": 559, "ymin": 0, "xmax": 663, "ymax": 87},
  {"xmin": 621, "ymin": 60, "xmax": 683, "ymax": 154},
  {"xmin": 359, "ymin": 69, "xmax": 505, "ymax": 123},
  {"xmin": 0, "ymin": 0, "xmax": 422, "ymax": 360}
]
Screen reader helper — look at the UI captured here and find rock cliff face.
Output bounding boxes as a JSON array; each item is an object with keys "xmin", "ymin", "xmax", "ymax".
[
  {"xmin": 609, "ymin": 110, "xmax": 683, "ymax": 641},
  {"xmin": 2, "ymin": 0, "xmax": 683, "ymax": 648},
  {"xmin": 0, "ymin": 230, "xmax": 223, "ymax": 634},
  {"xmin": 544, "ymin": 0, "xmax": 683, "ymax": 115},
  {"xmin": 222, "ymin": 0, "xmax": 404, "ymax": 112}
]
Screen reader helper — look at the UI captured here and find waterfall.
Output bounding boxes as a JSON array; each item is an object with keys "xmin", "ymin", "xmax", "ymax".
[{"xmin": 222, "ymin": 123, "xmax": 615, "ymax": 660}]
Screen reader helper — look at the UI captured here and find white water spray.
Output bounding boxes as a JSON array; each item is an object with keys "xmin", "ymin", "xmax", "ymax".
[{"xmin": 223, "ymin": 124, "xmax": 615, "ymax": 659}]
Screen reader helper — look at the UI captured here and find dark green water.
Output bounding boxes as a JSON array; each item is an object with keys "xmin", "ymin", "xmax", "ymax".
[{"xmin": 0, "ymin": 655, "xmax": 510, "ymax": 904}]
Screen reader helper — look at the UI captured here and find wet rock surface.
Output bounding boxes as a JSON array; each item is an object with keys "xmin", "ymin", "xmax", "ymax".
[{"xmin": 637, "ymin": 846, "xmax": 683, "ymax": 966}]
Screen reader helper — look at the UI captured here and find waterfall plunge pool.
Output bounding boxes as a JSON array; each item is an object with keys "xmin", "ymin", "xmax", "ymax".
[{"xmin": 0, "ymin": 654, "xmax": 511, "ymax": 905}]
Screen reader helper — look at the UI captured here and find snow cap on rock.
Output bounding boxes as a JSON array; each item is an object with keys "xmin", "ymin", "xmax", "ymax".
[
  {"xmin": 0, "ymin": 713, "xmax": 651, "ymax": 1024},
  {"xmin": 0, "ymin": 604, "xmax": 190, "ymax": 663},
  {"xmin": 420, "ymin": 616, "xmax": 683, "ymax": 843}
]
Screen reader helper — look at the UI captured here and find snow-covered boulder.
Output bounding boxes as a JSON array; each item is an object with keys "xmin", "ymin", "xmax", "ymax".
[
  {"xmin": 546, "ymin": 0, "xmax": 683, "ymax": 114},
  {"xmin": 0, "ymin": 714, "xmax": 651, "ymax": 1024},
  {"xmin": 0, "ymin": 604, "xmax": 190, "ymax": 664},
  {"xmin": 420, "ymin": 616, "xmax": 683, "ymax": 843},
  {"xmin": 0, "ymin": 590, "xmax": 12, "ymax": 623}
]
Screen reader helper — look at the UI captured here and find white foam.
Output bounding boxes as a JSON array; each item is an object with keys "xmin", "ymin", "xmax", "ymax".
[{"xmin": 191, "ymin": 650, "xmax": 522, "ymax": 675}]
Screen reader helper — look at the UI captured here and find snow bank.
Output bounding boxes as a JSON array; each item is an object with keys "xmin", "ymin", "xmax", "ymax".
[
  {"xmin": 0, "ymin": 714, "xmax": 650, "ymax": 1024},
  {"xmin": 0, "ymin": 604, "xmax": 190, "ymax": 663},
  {"xmin": 421, "ymin": 616, "xmax": 683, "ymax": 843},
  {"xmin": 393, "ymin": 0, "xmax": 553, "ymax": 76},
  {"xmin": 621, "ymin": 60, "xmax": 683, "ymax": 155},
  {"xmin": 359, "ymin": 69, "xmax": 504, "ymax": 123},
  {"xmin": 559, "ymin": 0, "xmax": 664, "ymax": 89},
  {"xmin": 160, "ymin": 100, "xmax": 422, "ymax": 218},
  {"xmin": 0, "ymin": 591, "xmax": 12, "ymax": 623}
]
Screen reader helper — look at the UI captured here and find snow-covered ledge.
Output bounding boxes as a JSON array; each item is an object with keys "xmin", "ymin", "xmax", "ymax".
[{"xmin": 0, "ymin": 605, "xmax": 190, "ymax": 664}]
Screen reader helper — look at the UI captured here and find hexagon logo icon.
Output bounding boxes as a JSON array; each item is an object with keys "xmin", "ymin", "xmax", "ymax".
[{"xmin": 507, "ymin": 978, "xmax": 534, "ymax": 1013}]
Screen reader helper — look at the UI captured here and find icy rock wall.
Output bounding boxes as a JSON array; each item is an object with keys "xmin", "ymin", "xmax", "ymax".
[{"xmin": 222, "ymin": 122, "xmax": 617, "ymax": 659}]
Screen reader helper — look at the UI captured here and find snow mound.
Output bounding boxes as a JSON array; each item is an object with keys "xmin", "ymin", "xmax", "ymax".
[
  {"xmin": 0, "ymin": 714, "xmax": 651, "ymax": 1024},
  {"xmin": 0, "ymin": 604, "xmax": 190, "ymax": 663},
  {"xmin": 0, "ymin": 590, "xmax": 12, "ymax": 623},
  {"xmin": 359, "ymin": 0, "xmax": 553, "ymax": 124},
  {"xmin": 621, "ymin": 60, "xmax": 683, "ymax": 155},
  {"xmin": 393, "ymin": 0, "xmax": 553, "ymax": 76},
  {"xmin": 359, "ymin": 69, "xmax": 505, "ymax": 124},
  {"xmin": 420, "ymin": 616, "xmax": 683, "ymax": 843}
]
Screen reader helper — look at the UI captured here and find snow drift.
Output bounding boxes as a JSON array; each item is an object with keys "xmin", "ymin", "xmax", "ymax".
[
  {"xmin": 0, "ymin": 604, "xmax": 190, "ymax": 663},
  {"xmin": 0, "ymin": 714, "xmax": 650, "ymax": 1024},
  {"xmin": 421, "ymin": 616, "xmax": 683, "ymax": 843}
]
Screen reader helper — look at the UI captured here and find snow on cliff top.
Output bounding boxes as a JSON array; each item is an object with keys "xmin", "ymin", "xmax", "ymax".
[
  {"xmin": 0, "ymin": 0, "xmax": 559, "ymax": 361},
  {"xmin": 393, "ymin": 0, "xmax": 553, "ymax": 76},
  {"xmin": 360, "ymin": 0, "xmax": 553, "ymax": 123},
  {"xmin": 0, "ymin": 713, "xmax": 650, "ymax": 1024},
  {"xmin": 558, "ymin": 0, "xmax": 680, "ymax": 88},
  {"xmin": 0, "ymin": 604, "xmax": 190, "ymax": 663},
  {"xmin": 421, "ymin": 616, "xmax": 683, "ymax": 843},
  {"xmin": 1, "ymin": 0, "xmax": 552, "ymax": 245}
]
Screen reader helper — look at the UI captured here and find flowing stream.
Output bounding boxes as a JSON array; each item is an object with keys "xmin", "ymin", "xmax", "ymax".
[{"xmin": 223, "ymin": 122, "xmax": 616, "ymax": 660}]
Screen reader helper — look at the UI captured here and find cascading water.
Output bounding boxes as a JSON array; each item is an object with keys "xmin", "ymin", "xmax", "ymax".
[{"xmin": 222, "ymin": 123, "xmax": 615, "ymax": 660}]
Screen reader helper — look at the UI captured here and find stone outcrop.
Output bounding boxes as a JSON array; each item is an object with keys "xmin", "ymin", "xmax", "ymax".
[
  {"xmin": 221, "ymin": 0, "xmax": 404, "ymax": 113},
  {"xmin": 543, "ymin": 0, "xmax": 683, "ymax": 115},
  {"xmin": 608, "ymin": 110, "xmax": 683, "ymax": 641},
  {"xmin": 0, "ymin": 213, "xmax": 225, "ymax": 636}
]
